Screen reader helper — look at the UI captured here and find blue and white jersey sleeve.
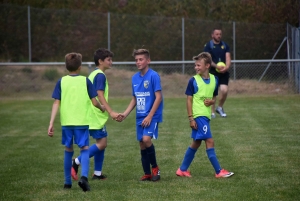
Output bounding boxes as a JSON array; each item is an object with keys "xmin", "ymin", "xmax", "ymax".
[
  {"xmin": 185, "ymin": 77, "xmax": 195, "ymax": 96},
  {"xmin": 93, "ymin": 73, "xmax": 106, "ymax": 91},
  {"xmin": 86, "ymin": 78, "xmax": 98, "ymax": 99},
  {"xmin": 52, "ymin": 78, "xmax": 62, "ymax": 100},
  {"xmin": 151, "ymin": 73, "xmax": 162, "ymax": 92}
]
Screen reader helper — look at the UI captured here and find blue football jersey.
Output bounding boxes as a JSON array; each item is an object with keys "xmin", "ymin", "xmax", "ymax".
[{"xmin": 131, "ymin": 68, "xmax": 163, "ymax": 124}]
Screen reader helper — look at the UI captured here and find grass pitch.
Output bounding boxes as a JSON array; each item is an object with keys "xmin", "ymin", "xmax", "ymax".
[{"xmin": 0, "ymin": 95, "xmax": 299, "ymax": 201}]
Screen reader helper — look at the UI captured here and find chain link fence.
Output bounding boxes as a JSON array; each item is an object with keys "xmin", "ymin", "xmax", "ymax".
[
  {"xmin": 0, "ymin": 60, "xmax": 299, "ymax": 99},
  {"xmin": 0, "ymin": 4, "xmax": 299, "ymax": 97}
]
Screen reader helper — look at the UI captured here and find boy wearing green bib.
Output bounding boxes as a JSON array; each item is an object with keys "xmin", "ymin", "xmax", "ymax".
[
  {"xmin": 72, "ymin": 48, "xmax": 120, "ymax": 181},
  {"xmin": 176, "ymin": 52, "xmax": 234, "ymax": 178},
  {"xmin": 48, "ymin": 53, "xmax": 105, "ymax": 191}
]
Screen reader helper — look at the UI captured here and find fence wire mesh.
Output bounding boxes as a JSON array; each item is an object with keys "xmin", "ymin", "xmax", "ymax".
[
  {"xmin": 0, "ymin": 61, "xmax": 299, "ymax": 99},
  {"xmin": 1, "ymin": 4, "xmax": 287, "ymax": 62}
]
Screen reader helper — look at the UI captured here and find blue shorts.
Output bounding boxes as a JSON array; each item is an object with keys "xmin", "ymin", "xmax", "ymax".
[
  {"xmin": 191, "ymin": 117, "xmax": 212, "ymax": 140},
  {"xmin": 62, "ymin": 126, "xmax": 89, "ymax": 148},
  {"xmin": 136, "ymin": 121, "xmax": 159, "ymax": 142},
  {"xmin": 89, "ymin": 126, "xmax": 108, "ymax": 139}
]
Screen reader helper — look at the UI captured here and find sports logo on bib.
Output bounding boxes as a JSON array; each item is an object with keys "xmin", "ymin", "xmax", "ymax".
[{"xmin": 144, "ymin": 80, "xmax": 149, "ymax": 89}]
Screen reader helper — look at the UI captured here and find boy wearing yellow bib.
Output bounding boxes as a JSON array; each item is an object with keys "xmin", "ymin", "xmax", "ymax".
[
  {"xmin": 176, "ymin": 52, "xmax": 234, "ymax": 178},
  {"xmin": 48, "ymin": 53, "xmax": 105, "ymax": 191},
  {"xmin": 72, "ymin": 48, "xmax": 120, "ymax": 180}
]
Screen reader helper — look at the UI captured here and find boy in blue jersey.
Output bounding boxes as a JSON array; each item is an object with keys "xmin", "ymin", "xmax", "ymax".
[
  {"xmin": 204, "ymin": 28, "xmax": 231, "ymax": 118},
  {"xmin": 48, "ymin": 53, "xmax": 105, "ymax": 191},
  {"xmin": 176, "ymin": 52, "xmax": 234, "ymax": 178},
  {"xmin": 71, "ymin": 48, "xmax": 120, "ymax": 181},
  {"xmin": 120, "ymin": 49, "xmax": 163, "ymax": 182}
]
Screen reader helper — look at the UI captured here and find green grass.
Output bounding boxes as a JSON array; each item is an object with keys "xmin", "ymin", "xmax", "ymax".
[{"xmin": 0, "ymin": 95, "xmax": 300, "ymax": 201}]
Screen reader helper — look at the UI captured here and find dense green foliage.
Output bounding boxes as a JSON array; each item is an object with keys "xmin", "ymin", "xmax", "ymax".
[
  {"xmin": 2, "ymin": 0, "xmax": 299, "ymax": 25},
  {"xmin": 0, "ymin": 0, "xmax": 298, "ymax": 62}
]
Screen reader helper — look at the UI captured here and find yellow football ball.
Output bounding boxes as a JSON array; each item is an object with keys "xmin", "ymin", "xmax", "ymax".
[{"xmin": 216, "ymin": 62, "xmax": 226, "ymax": 72}]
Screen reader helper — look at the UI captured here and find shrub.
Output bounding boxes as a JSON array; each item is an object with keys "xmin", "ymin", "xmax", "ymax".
[{"xmin": 43, "ymin": 69, "xmax": 59, "ymax": 81}]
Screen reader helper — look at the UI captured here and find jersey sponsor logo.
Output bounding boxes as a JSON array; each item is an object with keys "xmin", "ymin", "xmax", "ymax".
[
  {"xmin": 137, "ymin": 97, "xmax": 146, "ymax": 111},
  {"xmin": 133, "ymin": 84, "xmax": 138, "ymax": 87},
  {"xmin": 143, "ymin": 80, "xmax": 149, "ymax": 89},
  {"xmin": 135, "ymin": 92, "xmax": 150, "ymax": 96}
]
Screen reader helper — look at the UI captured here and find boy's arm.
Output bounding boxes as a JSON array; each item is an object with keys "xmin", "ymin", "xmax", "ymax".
[
  {"xmin": 48, "ymin": 99, "xmax": 60, "ymax": 137},
  {"xmin": 141, "ymin": 90, "xmax": 162, "ymax": 127},
  {"xmin": 91, "ymin": 97, "xmax": 105, "ymax": 112},
  {"xmin": 187, "ymin": 95, "xmax": 197, "ymax": 130},
  {"xmin": 97, "ymin": 90, "xmax": 118, "ymax": 118},
  {"xmin": 121, "ymin": 96, "xmax": 137, "ymax": 119},
  {"xmin": 204, "ymin": 96, "xmax": 216, "ymax": 107}
]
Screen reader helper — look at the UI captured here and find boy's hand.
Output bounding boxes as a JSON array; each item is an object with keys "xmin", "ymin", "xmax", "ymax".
[
  {"xmin": 141, "ymin": 116, "xmax": 152, "ymax": 127},
  {"xmin": 204, "ymin": 98, "xmax": 215, "ymax": 107},
  {"xmin": 110, "ymin": 111, "xmax": 120, "ymax": 120},
  {"xmin": 116, "ymin": 113, "xmax": 126, "ymax": 122},
  {"xmin": 48, "ymin": 125, "xmax": 54, "ymax": 137},
  {"xmin": 189, "ymin": 119, "xmax": 197, "ymax": 130}
]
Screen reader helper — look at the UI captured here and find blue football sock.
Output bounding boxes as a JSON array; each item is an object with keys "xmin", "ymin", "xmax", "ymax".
[
  {"xmin": 206, "ymin": 148, "xmax": 221, "ymax": 174},
  {"xmin": 64, "ymin": 150, "xmax": 74, "ymax": 185},
  {"xmin": 141, "ymin": 149, "xmax": 151, "ymax": 175},
  {"xmin": 80, "ymin": 149, "xmax": 89, "ymax": 178},
  {"xmin": 94, "ymin": 149, "xmax": 105, "ymax": 172},
  {"xmin": 180, "ymin": 147, "xmax": 197, "ymax": 171},
  {"xmin": 146, "ymin": 144, "xmax": 158, "ymax": 168},
  {"xmin": 78, "ymin": 144, "xmax": 99, "ymax": 163}
]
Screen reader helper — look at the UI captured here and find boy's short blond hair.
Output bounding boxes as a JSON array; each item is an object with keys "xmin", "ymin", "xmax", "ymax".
[
  {"xmin": 192, "ymin": 52, "xmax": 212, "ymax": 66},
  {"xmin": 132, "ymin": 49, "xmax": 150, "ymax": 58},
  {"xmin": 65, "ymin": 53, "xmax": 82, "ymax": 72}
]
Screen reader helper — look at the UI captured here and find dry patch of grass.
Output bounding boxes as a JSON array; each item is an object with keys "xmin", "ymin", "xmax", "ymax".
[{"xmin": 0, "ymin": 66, "xmax": 294, "ymax": 99}]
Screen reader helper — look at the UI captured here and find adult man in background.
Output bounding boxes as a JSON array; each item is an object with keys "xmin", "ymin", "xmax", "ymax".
[{"xmin": 204, "ymin": 28, "xmax": 231, "ymax": 118}]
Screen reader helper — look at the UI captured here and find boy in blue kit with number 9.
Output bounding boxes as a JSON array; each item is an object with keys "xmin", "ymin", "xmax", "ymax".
[
  {"xmin": 176, "ymin": 52, "xmax": 234, "ymax": 178},
  {"xmin": 120, "ymin": 49, "xmax": 163, "ymax": 182},
  {"xmin": 48, "ymin": 53, "xmax": 105, "ymax": 191}
]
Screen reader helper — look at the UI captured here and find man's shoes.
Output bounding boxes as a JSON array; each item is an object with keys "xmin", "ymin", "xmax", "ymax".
[
  {"xmin": 78, "ymin": 176, "xmax": 90, "ymax": 192},
  {"xmin": 63, "ymin": 184, "xmax": 72, "ymax": 189},
  {"xmin": 211, "ymin": 113, "xmax": 216, "ymax": 118},
  {"xmin": 176, "ymin": 168, "xmax": 192, "ymax": 177},
  {"xmin": 92, "ymin": 174, "xmax": 107, "ymax": 180},
  {"xmin": 151, "ymin": 166, "xmax": 160, "ymax": 182},
  {"xmin": 216, "ymin": 107, "xmax": 227, "ymax": 117},
  {"xmin": 215, "ymin": 169, "xmax": 234, "ymax": 178},
  {"xmin": 71, "ymin": 159, "xmax": 79, "ymax": 180},
  {"xmin": 140, "ymin": 174, "xmax": 152, "ymax": 181}
]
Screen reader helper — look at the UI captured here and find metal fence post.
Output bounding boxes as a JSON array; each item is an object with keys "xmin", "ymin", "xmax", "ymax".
[
  {"xmin": 258, "ymin": 37, "xmax": 287, "ymax": 82},
  {"xmin": 182, "ymin": 17, "xmax": 185, "ymax": 74},
  {"xmin": 108, "ymin": 12, "xmax": 110, "ymax": 51},
  {"xmin": 28, "ymin": 6, "xmax": 31, "ymax": 62},
  {"xmin": 233, "ymin": 21, "xmax": 236, "ymax": 81}
]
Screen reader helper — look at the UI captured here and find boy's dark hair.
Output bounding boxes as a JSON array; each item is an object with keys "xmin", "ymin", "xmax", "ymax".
[
  {"xmin": 65, "ymin": 53, "xmax": 82, "ymax": 71},
  {"xmin": 193, "ymin": 52, "xmax": 212, "ymax": 66},
  {"xmin": 94, "ymin": 48, "xmax": 114, "ymax": 66},
  {"xmin": 132, "ymin": 49, "xmax": 150, "ymax": 58}
]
